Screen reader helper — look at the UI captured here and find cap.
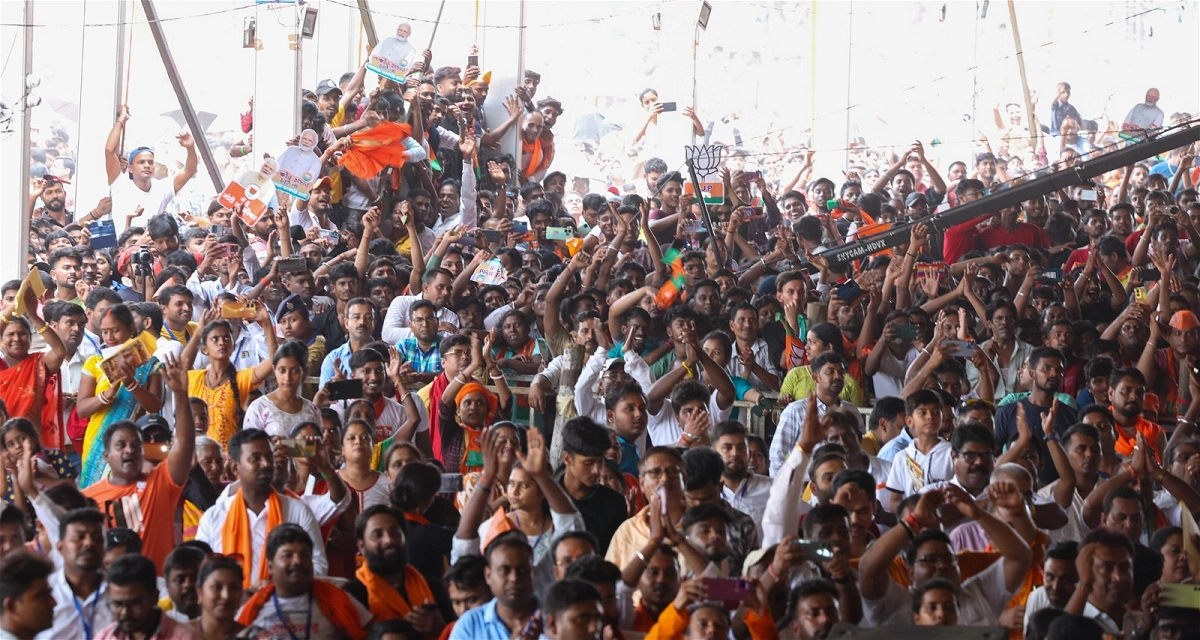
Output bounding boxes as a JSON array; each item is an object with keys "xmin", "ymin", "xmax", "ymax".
[
  {"xmin": 275, "ymin": 293, "xmax": 309, "ymax": 323},
  {"xmin": 135, "ymin": 414, "xmax": 171, "ymax": 435},
  {"xmin": 1170, "ymin": 310, "xmax": 1200, "ymax": 332},
  {"xmin": 602, "ymin": 357, "xmax": 625, "ymax": 371},
  {"xmin": 311, "ymin": 176, "xmax": 333, "ymax": 192},
  {"xmin": 905, "ymin": 192, "xmax": 929, "ymax": 208},
  {"xmin": 315, "ymin": 79, "xmax": 341, "ymax": 96},
  {"xmin": 741, "ymin": 544, "xmax": 777, "ymax": 577}
]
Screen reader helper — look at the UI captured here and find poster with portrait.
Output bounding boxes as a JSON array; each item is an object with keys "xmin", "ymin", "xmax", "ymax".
[
  {"xmin": 272, "ymin": 130, "xmax": 322, "ymax": 200},
  {"xmin": 220, "ymin": 158, "xmax": 279, "ymax": 226}
]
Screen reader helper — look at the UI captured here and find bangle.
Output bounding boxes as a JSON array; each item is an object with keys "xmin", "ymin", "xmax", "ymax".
[
  {"xmin": 319, "ymin": 469, "xmax": 336, "ymax": 479},
  {"xmin": 635, "ymin": 550, "xmax": 647, "ymax": 565},
  {"xmin": 489, "ymin": 373, "xmax": 505, "ymax": 380},
  {"xmin": 1015, "ymin": 292, "xmax": 1026, "ymax": 298},
  {"xmin": 907, "ymin": 252, "xmax": 918, "ymax": 258},
  {"xmin": 897, "ymin": 517, "xmax": 914, "ymax": 540},
  {"xmin": 1045, "ymin": 432, "xmax": 1059, "ymax": 442},
  {"xmin": 36, "ymin": 324, "xmax": 49, "ymax": 335},
  {"xmin": 1178, "ymin": 418, "xmax": 1192, "ymax": 427},
  {"xmin": 903, "ymin": 513, "xmax": 924, "ymax": 537},
  {"xmin": 98, "ymin": 390, "xmax": 112, "ymax": 406},
  {"xmin": 767, "ymin": 563, "xmax": 782, "ymax": 581},
  {"xmin": 260, "ymin": 277, "xmax": 270, "ymax": 286},
  {"xmin": 681, "ymin": 431, "xmax": 699, "ymax": 442}
]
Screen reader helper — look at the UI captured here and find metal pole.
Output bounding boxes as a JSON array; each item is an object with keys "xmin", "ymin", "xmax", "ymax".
[
  {"xmin": 356, "ymin": 0, "xmax": 378, "ymax": 49},
  {"xmin": 139, "ymin": 0, "xmax": 224, "ymax": 191},
  {"xmin": 512, "ymin": 0, "xmax": 526, "ymax": 186},
  {"xmin": 427, "ymin": 0, "xmax": 448, "ymax": 52},
  {"xmin": 113, "ymin": 0, "xmax": 129, "ymax": 122},
  {"xmin": 1, "ymin": 0, "xmax": 35, "ymax": 281},
  {"xmin": 1006, "ymin": 0, "xmax": 1039, "ymax": 147}
]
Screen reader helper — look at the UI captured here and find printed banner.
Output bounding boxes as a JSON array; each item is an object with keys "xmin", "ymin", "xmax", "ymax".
[
  {"xmin": 272, "ymin": 130, "xmax": 322, "ymax": 201},
  {"xmin": 683, "ymin": 144, "xmax": 725, "ymax": 205}
]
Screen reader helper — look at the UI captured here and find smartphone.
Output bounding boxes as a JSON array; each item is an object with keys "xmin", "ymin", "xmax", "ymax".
[
  {"xmin": 279, "ymin": 438, "xmax": 317, "ymax": 458},
  {"xmin": 317, "ymin": 229, "xmax": 340, "ymax": 244},
  {"xmin": 682, "ymin": 220, "xmax": 706, "ymax": 234},
  {"xmin": 742, "ymin": 170, "xmax": 762, "ymax": 182},
  {"xmin": 220, "ymin": 301, "xmax": 257, "ymax": 321},
  {"xmin": 467, "ymin": 54, "xmax": 479, "ymax": 67},
  {"xmin": 545, "ymin": 226, "xmax": 572, "ymax": 240},
  {"xmin": 790, "ymin": 539, "xmax": 835, "ymax": 562},
  {"xmin": 1078, "ymin": 189, "xmax": 1097, "ymax": 201},
  {"xmin": 1141, "ymin": 267, "xmax": 1162, "ymax": 280},
  {"xmin": 512, "ymin": 220, "xmax": 529, "ymax": 234},
  {"xmin": 1134, "ymin": 287, "xmax": 1149, "ymax": 305},
  {"xmin": 1035, "ymin": 268, "xmax": 1064, "ymax": 282},
  {"xmin": 210, "ymin": 225, "xmax": 229, "ymax": 238},
  {"xmin": 1160, "ymin": 582, "xmax": 1200, "ymax": 609},
  {"xmin": 440, "ymin": 473, "xmax": 464, "ymax": 493},
  {"xmin": 326, "ymin": 379, "xmax": 364, "ymax": 401},
  {"xmin": 577, "ymin": 221, "xmax": 592, "ymax": 236},
  {"xmin": 888, "ymin": 324, "xmax": 919, "ymax": 340},
  {"xmin": 480, "ymin": 229, "xmax": 503, "ymax": 243},
  {"xmin": 277, "ymin": 257, "xmax": 307, "ymax": 273},
  {"xmin": 944, "ymin": 339, "xmax": 976, "ymax": 358},
  {"xmin": 701, "ymin": 578, "xmax": 752, "ymax": 603},
  {"xmin": 741, "ymin": 206, "xmax": 764, "ymax": 220},
  {"xmin": 659, "ymin": 101, "xmax": 677, "ymax": 112}
]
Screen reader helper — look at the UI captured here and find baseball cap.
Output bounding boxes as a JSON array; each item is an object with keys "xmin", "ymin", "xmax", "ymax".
[
  {"xmin": 905, "ymin": 192, "xmax": 929, "ymax": 208},
  {"xmin": 1170, "ymin": 310, "xmax": 1200, "ymax": 332},
  {"xmin": 311, "ymin": 176, "xmax": 333, "ymax": 192},
  {"xmin": 315, "ymin": 79, "xmax": 341, "ymax": 97},
  {"xmin": 136, "ymin": 414, "xmax": 171, "ymax": 435}
]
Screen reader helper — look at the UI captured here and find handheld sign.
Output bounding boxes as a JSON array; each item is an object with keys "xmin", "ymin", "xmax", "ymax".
[
  {"xmin": 470, "ymin": 258, "xmax": 508, "ymax": 286},
  {"xmin": 272, "ymin": 130, "xmax": 322, "ymax": 200},
  {"xmin": 367, "ymin": 22, "xmax": 417, "ymax": 82},
  {"xmin": 683, "ymin": 144, "xmax": 725, "ymax": 205},
  {"xmin": 221, "ymin": 158, "xmax": 279, "ymax": 226}
]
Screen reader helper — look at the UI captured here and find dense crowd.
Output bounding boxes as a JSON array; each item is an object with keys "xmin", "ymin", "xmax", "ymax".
[{"xmin": 4, "ymin": 30, "xmax": 1200, "ymax": 640}]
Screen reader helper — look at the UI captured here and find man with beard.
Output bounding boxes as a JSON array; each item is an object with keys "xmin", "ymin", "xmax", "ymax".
[
  {"xmin": 727, "ymin": 303, "xmax": 779, "ymax": 389},
  {"xmin": 771, "ymin": 353, "xmax": 857, "ymax": 475},
  {"xmin": 79, "ymin": 355, "xmax": 193, "ymax": 571},
  {"xmin": 713, "ymin": 421, "xmax": 772, "ymax": 524},
  {"xmin": 540, "ymin": 579, "xmax": 604, "ymax": 640},
  {"xmin": 196, "ymin": 429, "xmax": 332, "ymax": 582},
  {"xmin": 289, "ymin": 176, "xmax": 337, "ymax": 232},
  {"xmin": 35, "ymin": 508, "xmax": 110, "ymax": 639},
  {"xmin": 320, "ymin": 297, "xmax": 376, "ymax": 385},
  {"xmin": 382, "ymin": 267, "xmax": 459, "ymax": 343},
  {"xmin": 36, "ymin": 175, "xmax": 82, "ymax": 229},
  {"xmin": 679, "ymin": 503, "xmax": 733, "ymax": 579},
  {"xmin": 345, "ymin": 505, "xmax": 446, "ymax": 634},
  {"xmin": 1107, "ymin": 368, "xmax": 1168, "ymax": 461},
  {"xmin": 319, "ymin": 348, "xmax": 429, "ymax": 455},
  {"xmin": 556, "ymin": 417, "xmax": 627, "ymax": 555},
  {"xmin": 48, "ymin": 248, "xmax": 83, "ymax": 304},
  {"xmin": 763, "ymin": 504, "xmax": 863, "ymax": 625},
  {"xmin": 44, "ymin": 301, "xmax": 87, "ymax": 439},
  {"xmin": 160, "ymin": 546, "xmax": 205, "ymax": 623},
  {"xmin": 1143, "ymin": 310, "xmax": 1200, "ymax": 426},
  {"xmin": 972, "ymin": 299, "xmax": 1032, "ymax": 398},
  {"xmin": 829, "ymin": 471, "xmax": 879, "ymax": 559},
  {"xmin": 682, "ymin": 448, "xmax": 758, "ymax": 572},
  {"xmin": 1064, "ymin": 529, "xmax": 1137, "ymax": 636},
  {"xmin": 994, "ymin": 347, "xmax": 1078, "ymax": 482},
  {"xmin": 788, "ymin": 580, "xmax": 841, "ymax": 640},
  {"xmin": 980, "ymin": 204, "xmax": 1053, "ymax": 251},
  {"xmin": 96, "ymin": 555, "xmax": 201, "ymax": 640},
  {"xmin": 450, "ymin": 534, "xmax": 539, "ymax": 639},
  {"xmin": 235, "ymin": 524, "xmax": 371, "ymax": 639}
]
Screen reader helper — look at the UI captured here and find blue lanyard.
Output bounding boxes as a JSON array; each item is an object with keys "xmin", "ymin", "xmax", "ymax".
[
  {"xmin": 72, "ymin": 585, "xmax": 101, "ymax": 640},
  {"xmin": 164, "ymin": 325, "xmax": 190, "ymax": 343},
  {"xmin": 85, "ymin": 333, "xmax": 102, "ymax": 353},
  {"xmin": 273, "ymin": 591, "xmax": 313, "ymax": 640}
]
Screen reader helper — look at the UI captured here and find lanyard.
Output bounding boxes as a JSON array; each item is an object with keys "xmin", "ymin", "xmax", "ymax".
[
  {"xmin": 85, "ymin": 333, "xmax": 102, "ymax": 353},
  {"xmin": 164, "ymin": 325, "xmax": 190, "ymax": 343},
  {"xmin": 72, "ymin": 585, "xmax": 101, "ymax": 640},
  {"xmin": 273, "ymin": 591, "xmax": 313, "ymax": 640}
]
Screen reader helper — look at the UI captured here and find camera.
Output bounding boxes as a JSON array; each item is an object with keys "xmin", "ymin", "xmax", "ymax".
[{"xmin": 133, "ymin": 250, "xmax": 155, "ymax": 266}]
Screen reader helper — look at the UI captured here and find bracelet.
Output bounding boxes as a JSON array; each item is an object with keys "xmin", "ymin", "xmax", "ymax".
[
  {"xmin": 897, "ymin": 518, "xmax": 914, "ymax": 541},
  {"xmin": 36, "ymin": 324, "xmax": 49, "ymax": 335},
  {"xmin": 456, "ymin": 374, "xmax": 469, "ymax": 384},
  {"xmin": 1015, "ymin": 292, "xmax": 1026, "ymax": 298},
  {"xmin": 921, "ymin": 347, "xmax": 931, "ymax": 356},
  {"xmin": 903, "ymin": 513, "xmax": 924, "ymax": 537},
  {"xmin": 125, "ymin": 379, "xmax": 141, "ymax": 391},
  {"xmin": 1178, "ymin": 418, "xmax": 1192, "ymax": 427},
  {"xmin": 98, "ymin": 390, "xmax": 113, "ymax": 406},
  {"xmin": 1045, "ymin": 432, "xmax": 1059, "ymax": 442},
  {"xmin": 260, "ymin": 277, "xmax": 270, "ymax": 286},
  {"xmin": 489, "ymin": 373, "xmax": 505, "ymax": 380},
  {"xmin": 681, "ymin": 431, "xmax": 699, "ymax": 442},
  {"xmin": 635, "ymin": 550, "xmax": 647, "ymax": 565},
  {"xmin": 766, "ymin": 563, "xmax": 782, "ymax": 581},
  {"xmin": 681, "ymin": 362, "xmax": 694, "ymax": 379}
]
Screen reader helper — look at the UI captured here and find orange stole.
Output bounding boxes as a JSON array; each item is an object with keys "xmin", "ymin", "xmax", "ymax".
[
  {"xmin": 522, "ymin": 136, "xmax": 546, "ymax": 176},
  {"xmin": 236, "ymin": 580, "xmax": 367, "ymax": 640},
  {"xmin": 338, "ymin": 121, "xmax": 414, "ymax": 180},
  {"xmin": 223, "ymin": 489, "xmax": 282, "ymax": 588},
  {"xmin": 989, "ymin": 530, "xmax": 1049, "ymax": 640},
  {"xmin": 354, "ymin": 563, "xmax": 434, "ymax": 621}
]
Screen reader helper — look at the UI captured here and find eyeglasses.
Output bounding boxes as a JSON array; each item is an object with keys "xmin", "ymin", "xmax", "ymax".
[
  {"xmin": 643, "ymin": 467, "xmax": 681, "ymax": 480},
  {"xmin": 954, "ymin": 450, "xmax": 993, "ymax": 464}
]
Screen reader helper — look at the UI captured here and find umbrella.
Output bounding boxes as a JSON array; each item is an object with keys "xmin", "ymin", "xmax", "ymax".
[
  {"xmin": 160, "ymin": 109, "xmax": 219, "ymax": 132},
  {"xmin": 573, "ymin": 112, "xmax": 621, "ymax": 142}
]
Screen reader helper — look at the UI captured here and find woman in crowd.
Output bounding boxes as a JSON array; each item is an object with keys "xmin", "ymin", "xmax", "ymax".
[
  {"xmin": 778, "ymin": 321, "xmax": 865, "ymax": 405},
  {"xmin": 439, "ymin": 334, "xmax": 512, "ymax": 475},
  {"xmin": 491, "ymin": 310, "xmax": 543, "ymax": 375},
  {"xmin": 381, "ymin": 440, "xmax": 423, "ymax": 483},
  {"xmin": 326, "ymin": 418, "xmax": 391, "ymax": 577},
  {"xmin": 195, "ymin": 555, "xmax": 246, "ymax": 640},
  {"xmin": 0, "ymin": 418, "xmax": 72, "ymax": 508},
  {"xmin": 243, "ymin": 339, "xmax": 321, "ymax": 437},
  {"xmin": 0, "ymin": 289, "xmax": 67, "ymax": 446},
  {"xmin": 183, "ymin": 306, "xmax": 277, "ymax": 448},
  {"xmin": 75, "ymin": 303, "xmax": 162, "ymax": 487},
  {"xmin": 453, "ymin": 425, "xmax": 584, "ymax": 598}
]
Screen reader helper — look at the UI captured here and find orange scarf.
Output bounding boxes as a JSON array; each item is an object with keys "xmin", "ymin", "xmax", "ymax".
[
  {"xmin": 223, "ymin": 488, "xmax": 282, "ymax": 588},
  {"xmin": 353, "ymin": 563, "xmax": 434, "ymax": 621},
  {"xmin": 338, "ymin": 121, "xmax": 414, "ymax": 180},
  {"xmin": 236, "ymin": 579, "xmax": 367, "ymax": 640},
  {"xmin": 522, "ymin": 136, "xmax": 545, "ymax": 176}
]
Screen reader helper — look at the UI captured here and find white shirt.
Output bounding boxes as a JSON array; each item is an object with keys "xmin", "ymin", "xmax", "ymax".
[
  {"xmin": 1038, "ymin": 479, "xmax": 1092, "ymax": 544},
  {"xmin": 872, "ymin": 346, "xmax": 920, "ymax": 399},
  {"xmin": 288, "ymin": 204, "xmax": 334, "ymax": 232},
  {"xmin": 646, "ymin": 392, "xmax": 732, "ymax": 447},
  {"xmin": 1124, "ymin": 102, "xmax": 1164, "ymax": 131},
  {"xmin": 332, "ymin": 395, "xmax": 428, "ymax": 444},
  {"xmin": 110, "ymin": 176, "xmax": 176, "ymax": 234},
  {"xmin": 195, "ymin": 490, "xmax": 331, "ymax": 579},
  {"xmin": 243, "ymin": 395, "xmax": 323, "ymax": 438},
  {"xmin": 966, "ymin": 339, "xmax": 1032, "ymax": 399},
  {"xmin": 724, "ymin": 338, "xmax": 776, "ymax": 387},
  {"xmin": 761, "ymin": 444, "xmax": 813, "ymax": 547},
  {"xmin": 885, "ymin": 440, "xmax": 954, "ymax": 498},
  {"xmin": 381, "ymin": 293, "xmax": 460, "ymax": 343},
  {"xmin": 36, "ymin": 570, "xmax": 111, "ymax": 640},
  {"xmin": 237, "ymin": 581, "xmax": 373, "ymax": 640},
  {"xmin": 1023, "ymin": 586, "xmax": 1053, "ymax": 632},
  {"xmin": 862, "ymin": 557, "xmax": 1010, "ymax": 627},
  {"xmin": 721, "ymin": 473, "xmax": 773, "ymax": 527}
]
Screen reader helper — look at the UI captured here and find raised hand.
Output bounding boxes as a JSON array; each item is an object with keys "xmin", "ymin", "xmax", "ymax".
[{"xmin": 517, "ymin": 427, "xmax": 548, "ymax": 476}]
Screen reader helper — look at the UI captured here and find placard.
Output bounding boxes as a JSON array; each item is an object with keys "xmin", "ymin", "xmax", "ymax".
[
  {"xmin": 470, "ymin": 257, "xmax": 508, "ymax": 286},
  {"xmin": 683, "ymin": 144, "xmax": 725, "ymax": 205},
  {"xmin": 272, "ymin": 130, "xmax": 322, "ymax": 200},
  {"xmin": 367, "ymin": 23, "xmax": 417, "ymax": 82},
  {"xmin": 221, "ymin": 158, "xmax": 279, "ymax": 226}
]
